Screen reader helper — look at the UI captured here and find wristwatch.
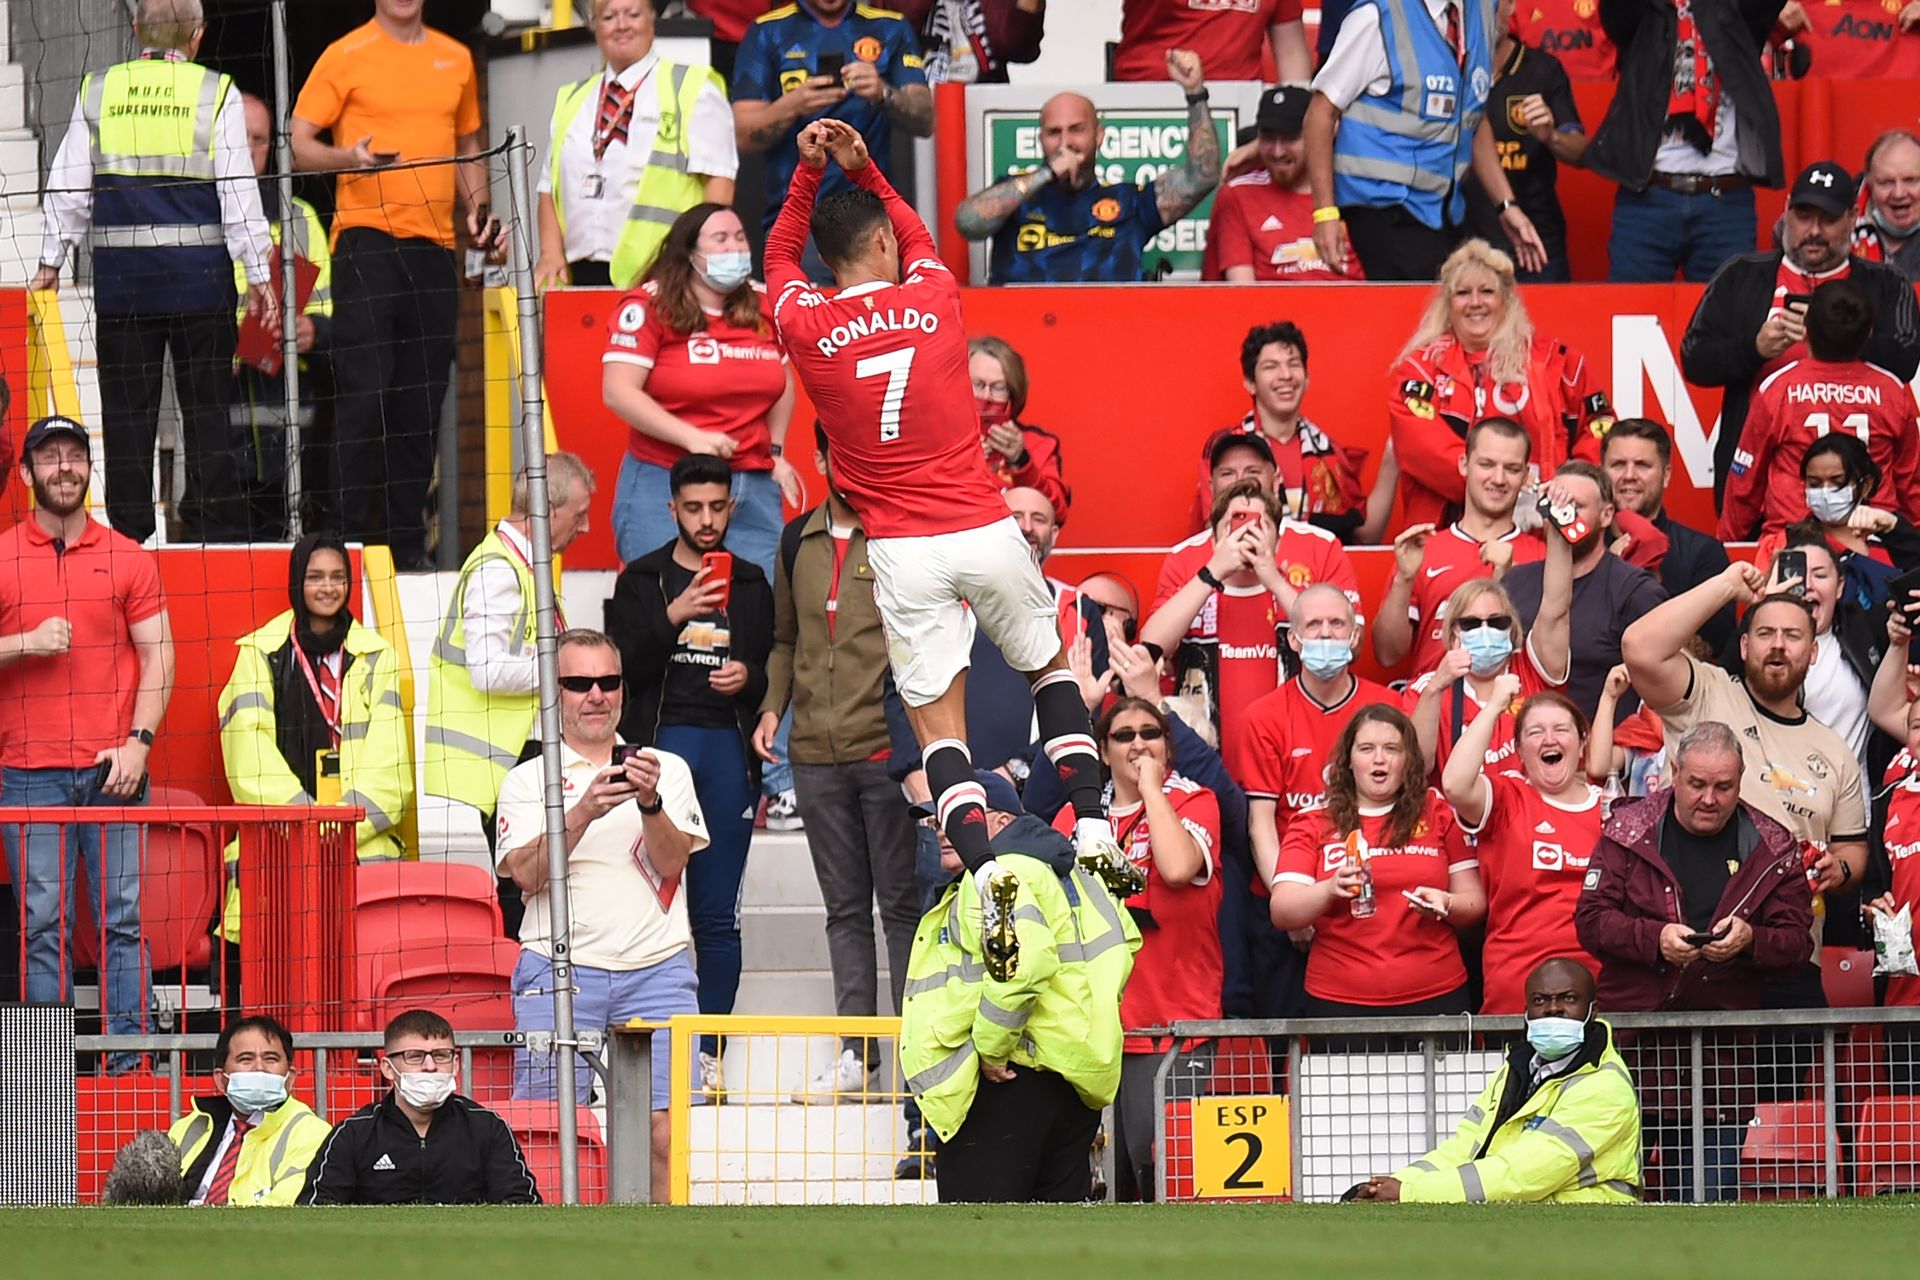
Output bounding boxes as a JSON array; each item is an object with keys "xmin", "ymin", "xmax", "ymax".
[
  {"xmin": 1196, "ymin": 566, "xmax": 1225, "ymax": 591},
  {"xmin": 128, "ymin": 728, "xmax": 154, "ymax": 747},
  {"xmin": 769, "ymin": 443, "xmax": 784, "ymax": 459},
  {"xmin": 637, "ymin": 796, "xmax": 664, "ymax": 816}
]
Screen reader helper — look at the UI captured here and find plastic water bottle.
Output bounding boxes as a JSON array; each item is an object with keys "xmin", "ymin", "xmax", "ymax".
[
  {"xmin": 1601, "ymin": 772, "xmax": 1625, "ymax": 820},
  {"xmin": 1347, "ymin": 832, "xmax": 1376, "ymax": 919}
]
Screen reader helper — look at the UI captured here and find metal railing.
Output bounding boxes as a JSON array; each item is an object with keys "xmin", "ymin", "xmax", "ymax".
[{"xmin": 1153, "ymin": 1009, "xmax": 1920, "ymax": 1204}]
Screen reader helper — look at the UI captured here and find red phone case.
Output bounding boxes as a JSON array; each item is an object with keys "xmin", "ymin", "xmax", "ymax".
[{"xmin": 702, "ymin": 552, "xmax": 732, "ymax": 611}]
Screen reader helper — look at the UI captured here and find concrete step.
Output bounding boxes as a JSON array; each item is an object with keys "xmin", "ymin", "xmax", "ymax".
[
  {"xmin": 708, "ymin": 1031, "xmax": 904, "ymax": 1099},
  {"xmin": 687, "ymin": 1099, "xmax": 908, "ymax": 1182},
  {"xmin": 740, "ymin": 831, "xmax": 823, "ymax": 907},
  {"xmin": 0, "ymin": 82, "xmax": 25, "ymax": 132},
  {"xmin": 731, "ymin": 969, "xmax": 840, "ymax": 1017},
  {"xmin": 688, "ymin": 1177, "xmax": 937, "ymax": 1205}
]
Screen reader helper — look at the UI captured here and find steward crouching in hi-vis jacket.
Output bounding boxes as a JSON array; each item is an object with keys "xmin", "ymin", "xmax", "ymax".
[
  {"xmin": 1351, "ymin": 958, "xmax": 1642, "ymax": 1204},
  {"xmin": 901, "ymin": 800, "xmax": 1140, "ymax": 1204}
]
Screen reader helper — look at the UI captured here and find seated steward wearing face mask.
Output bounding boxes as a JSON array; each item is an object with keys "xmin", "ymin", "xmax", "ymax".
[
  {"xmin": 169, "ymin": 1015, "xmax": 330, "ymax": 1206},
  {"xmin": 1346, "ymin": 958, "xmax": 1642, "ymax": 1204},
  {"xmin": 299, "ymin": 1009, "xmax": 541, "ymax": 1204}
]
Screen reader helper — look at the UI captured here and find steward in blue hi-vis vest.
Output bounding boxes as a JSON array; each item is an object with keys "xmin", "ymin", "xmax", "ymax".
[{"xmin": 1333, "ymin": 0, "xmax": 1494, "ymax": 231}]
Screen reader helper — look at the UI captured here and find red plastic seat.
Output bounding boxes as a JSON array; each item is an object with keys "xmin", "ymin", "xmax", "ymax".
[
  {"xmin": 485, "ymin": 1100, "xmax": 607, "ymax": 1204},
  {"xmin": 1854, "ymin": 1094, "xmax": 1920, "ymax": 1196},
  {"xmin": 1820, "ymin": 948, "xmax": 1875, "ymax": 1009},
  {"xmin": 1738, "ymin": 1099, "xmax": 1830, "ymax": 1199},
  {"xmin": 75, "ymin": 786, "xmax": 220, "ymax": 972},
  {"xmin": 354, "ymin": 861, "xmax": 503, "ymax": 953},
  {"xmin": 361, "ymin": 936, "xmax": 519, "ymax": 1031}
]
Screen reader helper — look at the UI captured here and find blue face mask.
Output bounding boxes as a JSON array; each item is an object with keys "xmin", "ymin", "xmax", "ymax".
[
  {"xmin": 1805, "ymin": 484, "xmax": 1857, "ymax": 525},
  {"xmin": 1526, "ymin": 1007, "xmax": 1593, "ymax": 1061},
  {"xmin": 698, "ymin": 250, "xmax": 754, "ymax": 291},
  {"xmin": 222, "ymin": 1069, "xmax": 289, "ymax": 1114},
  {"xmin": 1460, "ymin": 627, "xmax": 1515, "ymax": 676},
  {"xmin": 1298, "ymin": 638, "xmax": 1353, "ymax": 682}
]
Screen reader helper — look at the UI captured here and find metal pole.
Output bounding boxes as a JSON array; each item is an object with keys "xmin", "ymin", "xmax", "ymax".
[
  {"xmin": 1689, "ymin": 1032, "xmax": 1706, "ymax": 1204},
  {"xmin": 505, "ymin": 123, "xmax": 580, "ymax": 1205},
  {"xmin": 607, "ymin": 1026, "xmax": 655, "ymax": 1204},
  {"xmin": 1821, "ymin": 1029, "xmax": 1839, "ymax": 1198},
  {"xmin": 1421, "ymin": 1036, "xmax": 1438, "ymax": 1152},
  {"xmin": 270, "ymin": 1, "xmax": 303, "ymax": 536}
]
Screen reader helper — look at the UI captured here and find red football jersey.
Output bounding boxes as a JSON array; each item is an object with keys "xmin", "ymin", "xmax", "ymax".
[
  {"xmin": 1512, "ymin": 0, "xmax": 1618, "ymax": 81},
  {"xmin": 1053, "ymin": 775, "xmax": 1224, "ymax": 1048},
  {"xmin": 1204, "ymin": 173, "xmax": 1352, "ymax": 282},
  {"xmin": 1237, "ymin": 674, "xmax": 1401, "ymax": 898},
  {"xmin": 1152, "ymin": 521, "xmax": 1363, "ymax": 620},
  {"xmin": 1720, "ymin": 357, "xmax": 1920, "ymax": 540},
  {"xmin": 1197, "ymin": 584, "xmax": 1287, "ymax": 770},
  {"xmin": 767, "ymin": 162, "xmax": 1008, "ymax": 540},
  {"xmin": 1882, "ymin": 752, "xmax": 1920, "ymax": 1008},
  {"xmin": 1274, "ymin": 790, "xmax": 1478, "ymax": 1006},
  {"xmin": 1404, "ymin": 523, "xmax": 1546, "ymax": 676},
  {"xmin": 1402, "ymin": 639, "xmax": 1563, "ymax": 778},
  {"xmin": 1112, "ymin": 0, "xmax": 1302, "ymax": 82},
  {"xmin": 1460, "ymin": 770, "xmax": 1605, "ymax": 1014},
  {"xmin": 1795, "ymin": 0, "xmax": 1920, "ymax": 79}
]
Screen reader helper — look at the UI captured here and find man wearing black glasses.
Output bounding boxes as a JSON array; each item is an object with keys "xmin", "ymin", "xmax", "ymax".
[
  {"xmin": 300, "ymin": 1009, "xmax": 540, "ymax": 1204},
  {"xmin": 493, "ymin": 629, "xmax": 708, "ymax": 1201}
]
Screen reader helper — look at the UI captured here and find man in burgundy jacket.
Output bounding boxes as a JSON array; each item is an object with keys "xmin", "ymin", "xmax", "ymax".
[{"xmin": 1574, "ymin": 718, "xmax": 1813, "ymax": 1202}]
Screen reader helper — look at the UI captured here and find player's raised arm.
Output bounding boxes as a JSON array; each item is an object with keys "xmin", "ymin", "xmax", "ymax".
[
  {"xmin": 822, "ymin": 120, "xmax": 940, "ymax": 275},
  {"xmin": 767, "ymin": 123, "xmax": 831, "ymax": 292}
]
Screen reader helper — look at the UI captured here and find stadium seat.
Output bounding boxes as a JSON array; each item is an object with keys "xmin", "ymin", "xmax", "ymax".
[
  {"xmin": 466, "ymin": 1046, "xmax": 518, "ymax": 1105},
  {"xmin": 1738, "ymin": 1099, "xmax": 1831, "ymax": 1199},
  {"xmin": 74, "ymin": 786, "xmax": 220, "ymax": 973},
  {"xmin": 354, "ymin": 859, "xmax": 504, "ymax": 955},
  {"xmin": 486, "ymin": 1100, "xmax": 607, "ymax": 1204},
  {"xmin": 1853, "ymin": 1095, "xmax": 1920, "ymax": 1196},
  {"xmin": 1210, "ymin": 1036, "xmax": 1276, "ymax": 1095},
  {"xmin": 361, "ymin": 936, "xmax": 519, "ymax": 1031},
  {"xmin": 1820, "ymin": 949, "xmax": 1875, "ymax": 1009}
]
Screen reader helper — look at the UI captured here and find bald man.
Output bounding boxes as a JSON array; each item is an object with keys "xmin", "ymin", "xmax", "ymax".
[
  {"xmin": 1350, "ymin": 959, "xmax": 1642, "ymax": 1203},
  {"xmin": 955, "ymin": 51, "xmax": 1220, "ymax": 284}
]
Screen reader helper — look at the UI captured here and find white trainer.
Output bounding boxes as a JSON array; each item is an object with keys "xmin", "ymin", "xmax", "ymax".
[{"xmin": 791, "ymin": 1048, "xmax": 875, "ymax": 1104}]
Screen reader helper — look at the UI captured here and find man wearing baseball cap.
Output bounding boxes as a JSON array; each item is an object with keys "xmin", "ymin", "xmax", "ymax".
[
  {"xmin": 0, "ymin": 416, "xmax": 175, "ymax": 1070},
  {"xmin": 1680, "ymin": 159, "xmax": 1920, "ymax": 503},
  {"xmin": 1206, "ymin": 86, "xmax": 1356, "ymax": 283}
]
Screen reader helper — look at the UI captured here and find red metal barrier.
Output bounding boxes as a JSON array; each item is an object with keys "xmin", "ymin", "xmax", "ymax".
[{"xmin": 0, "ymin": 803, "xmax": 361, "ymax": 1034}]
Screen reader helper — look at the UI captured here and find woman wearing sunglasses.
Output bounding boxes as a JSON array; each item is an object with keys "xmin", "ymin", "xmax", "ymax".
[
  {"xmin": 1051, "ymin": 695, "xmax": 1221, "ymax": 1201},
  {"xmin": 1405, "ymin": 544, "xmax": 1571, "ymax": 780},
  {"xmin": 1271, "ymin": 705, "xmax": 1485, "ymax": 1018}
]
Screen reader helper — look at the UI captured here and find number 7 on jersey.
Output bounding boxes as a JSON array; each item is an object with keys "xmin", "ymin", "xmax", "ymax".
[{"xmin": 856, "ymin": 347, "xmax": 916, "ymax": 442}]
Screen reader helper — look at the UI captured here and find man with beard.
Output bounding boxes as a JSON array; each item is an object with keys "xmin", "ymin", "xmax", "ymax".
[
  {"xmin": 1602, "ymin": 417, "xmax": 1733, "ymax": 655},
  {"xmin": 0, "ymin": 417, "xmax": 175, "ymax": 1069},
  {"xmin": 606, "ymin": 452, "xmax": 774, "ymax": 1090},
  {"xmin": 1853, "ymin": 131, "xmax": 1920, "ymax": 281},
  {"xmin": 1621, "ymin": 560, "xmax": 1869, "ymax": 894},
  {"xmin": 1004, "ymin": 487, "xmax": 1107, "ymax": 672},
  {"xmin": 956, "ymin": 53, "xmax": 1222, "ymax": 283},
  {"xmin": 1207, "ymin": 88, "xmax": 1355, "ymax": 283},
  {"xmin": 1503, "ymin": 461, "xmax": 1667, "ymax": 724},
  {"xmin": 1681, "ymin": 159, "xmax": 1920, "ymax": 504}
]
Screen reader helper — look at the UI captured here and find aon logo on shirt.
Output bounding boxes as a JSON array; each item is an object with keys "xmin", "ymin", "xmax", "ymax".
[{"xmin": 1531, "ymin": 840, "xmax": 1590, "ymax": 872}]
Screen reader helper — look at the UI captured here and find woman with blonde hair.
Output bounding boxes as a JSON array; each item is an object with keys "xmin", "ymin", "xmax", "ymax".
[{"xmin": 1387, "ymin": 239, "xmax": 1614, "ymax": 529}]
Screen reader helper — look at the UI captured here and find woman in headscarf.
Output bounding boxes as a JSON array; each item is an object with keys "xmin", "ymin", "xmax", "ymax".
[{"xmin": 217, "ymin": 535, "xmax": 412, "ymax": 935}]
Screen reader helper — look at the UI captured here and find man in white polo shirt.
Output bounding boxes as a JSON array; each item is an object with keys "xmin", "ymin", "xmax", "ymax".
[{"xmin": 495, "ymin": 628, "xmax": 706, "ymax": 1201}]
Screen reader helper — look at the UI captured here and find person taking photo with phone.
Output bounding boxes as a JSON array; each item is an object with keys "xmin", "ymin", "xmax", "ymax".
[
  {"xmin": 0, "ymin": 416, "xmax": 174, "ymax": 1071},
  {"xmin": 495, "ymin": 629, "xmax": 705, "ymax": 1199},
  {"xmin": 606, "ymin": 453, "xmax": 773, "ymax": 1092},
  {"xmin": 1575, "ymin": 720, "xmax": 1813, "ymax": 1201}
]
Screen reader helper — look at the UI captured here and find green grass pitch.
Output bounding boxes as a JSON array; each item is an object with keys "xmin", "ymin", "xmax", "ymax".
[{"xmin": 6, "ymin": 1201, "xmax": 1918, "ymax": 1279}]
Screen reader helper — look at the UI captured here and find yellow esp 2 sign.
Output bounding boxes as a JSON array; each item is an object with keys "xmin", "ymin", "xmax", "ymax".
[{"xmin": 1189, "ymin": 1095, "xmax": 1291, "ymax": 1200}]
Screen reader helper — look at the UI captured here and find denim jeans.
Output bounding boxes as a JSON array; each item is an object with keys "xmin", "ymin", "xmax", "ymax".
[
  {"xmin": 656, "ymin": 723, "xmax": 756, "ymax": 1058},
  {"xmin": 611, "ymin": 457, "xmax": 793, "ymax": 795},
  {"xmin": 1, "ymin": 766, "xmax": 148, "ymax": 1049},
  {"xmin": 1607, "ymin": 184, "xmax": 1756, "ymax": 283}
]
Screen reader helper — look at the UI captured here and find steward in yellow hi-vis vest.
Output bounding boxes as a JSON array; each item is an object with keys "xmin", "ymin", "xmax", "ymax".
[
  {"xmin": 900, "ymin": 809, "xmax": 1140, "ymax": 1203},
  {"xmin": 1353, "ymin": 958, "xmax": 1641, "ymax": 1204}
]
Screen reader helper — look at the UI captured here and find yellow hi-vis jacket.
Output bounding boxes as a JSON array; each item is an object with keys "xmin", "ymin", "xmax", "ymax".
[
  {"xmin": 547, "ymin": 61, "xmax": 720, "ymax": 288},
  {"xmin": 421, "ymin": 529, "xmax": 554, "ymax": 815},
  {"xmin": 169, "ymin": 1095, "xmax": 330, "ymax": 1206},
  {"xmin": 231, "ymin": 194, "xmax": 332, "ymax": 321},
  {"xmin": 900, "ymin": 817, "xmax": 1141, "ymax": 1142},
  {"xmin": 217, "ymin": 612, "xmax": 410, "ymax": 939},
  {"xmin": 1394, "ymin": 1020, "xmax": 1642, "ymax": 1203}
]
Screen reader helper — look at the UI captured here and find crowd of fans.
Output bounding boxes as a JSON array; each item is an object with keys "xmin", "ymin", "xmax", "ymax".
[{"xmin": 8, "ymin": 0, "xmax": 1920, "ymax": 1207}]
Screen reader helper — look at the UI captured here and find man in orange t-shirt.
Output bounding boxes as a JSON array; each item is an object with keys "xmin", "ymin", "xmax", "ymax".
[{"xmin": 291, "ymin": 0, "xmax": 502, "ymax": 571}]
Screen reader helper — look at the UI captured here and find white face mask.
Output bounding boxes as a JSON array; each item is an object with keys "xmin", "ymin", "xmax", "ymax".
[
  {"xmin": 222, "ymin": 1069, "xmax": 289, "ymax": 1114},
  {"xmin": 394, "ymin": 1070, "xmax": 457, "ymax": 1112}
]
